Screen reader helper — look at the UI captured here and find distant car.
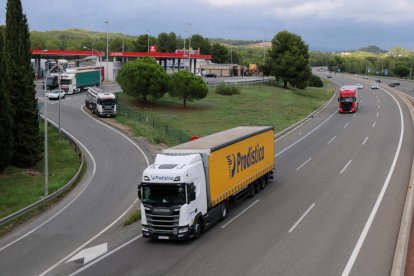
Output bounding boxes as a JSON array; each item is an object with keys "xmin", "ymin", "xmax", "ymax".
[
  {"xmin": 394, "ymin": 81, "xmax": 400, "ymax": 86},
  {"xmin": 376, "ymin": 79, "xmax": 381, "ymax": 83},
  {"xmin": 205, "ymin": 73, "xmax": 217, "ymax": 78},
  {"xmin": 389, "ymin": 82, "xmax": 396, "ymax": 87},
  {"xmin": 363, "ymin": 76, "xmax": 369, "ymax": 79},
  {"xmin": 327, "ymin": 74, "xmax": 332, "ymax": 78},
  {"xmin": 42, "ymin": 75, "xmax": 59, "ymax": 90},
  {"xmin": 371, "ymin": 84, "xmax": 379, "ymax": 89},
  {"xmin": 46, "ymin": 89, "xmax": 65, "ymax": 100},
  {"xmin": 356, "ymin": 84, "xmax": 363, "ymax": 89}
]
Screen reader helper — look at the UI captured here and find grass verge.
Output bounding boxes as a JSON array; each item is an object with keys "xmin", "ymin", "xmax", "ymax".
[
  {"xmin": 115, "ymin": 82, "xmax": 334, "ymax": 145},
  {"xmin": 123, "ymin": 209, "xmax": 141, "ymax": 226},
  {"xmin": 0, "ymin": 123, "xmax": 81, "ymax": 221}
]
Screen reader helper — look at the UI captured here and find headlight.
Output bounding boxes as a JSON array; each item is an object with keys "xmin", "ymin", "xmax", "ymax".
[
  {"xmin": 178, "ymin": 227, "xmax": 189, "ymax": 233},
  {"xmin": 142, "ymin": 226, "xmax": 149, "ymax": 231}
]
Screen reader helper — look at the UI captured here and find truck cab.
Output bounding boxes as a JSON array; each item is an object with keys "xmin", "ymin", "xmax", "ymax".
[
  {"xmin": 139, "ymin": 154, "xmax": 207, "ymax": 240},
  {"xmin": 338, "ymin": 85, "xmax": 359, "ymax": 113}
]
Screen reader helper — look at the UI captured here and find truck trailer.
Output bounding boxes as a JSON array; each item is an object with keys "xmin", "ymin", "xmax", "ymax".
[
  {"xmin": 338, "ymin": 85, "xmax": 359, "ymax": 113},
  {"xmin": 61, "ymin": 67, "xmax": 101, "ymax": 94},
  {"xmin": 138, "ymin": 126, "xmax": 275, "ymax": 240}
]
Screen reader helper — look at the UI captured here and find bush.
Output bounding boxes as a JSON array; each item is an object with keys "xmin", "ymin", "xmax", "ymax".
[
  {"xmin": 308, "ymin": 74, "xmax": 324, "ymax": 87},
  {"xmin": 215, "ymin": 83, "xmax": 241, "ymax": 96}
]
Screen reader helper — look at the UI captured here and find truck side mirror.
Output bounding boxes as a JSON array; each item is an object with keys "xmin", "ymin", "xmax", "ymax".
[
  {"xmin": 137, "ymin": 184, "xmax": 142, "ymax": 200},
  {"xmin": 337, "ymin": 97, "xmax": 339, "ymax": 102}
]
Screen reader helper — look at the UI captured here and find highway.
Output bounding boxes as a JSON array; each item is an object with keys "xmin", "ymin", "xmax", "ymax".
[{"xmin": 0, "ymin": 73, "xmax": 412, "ymax": 275}]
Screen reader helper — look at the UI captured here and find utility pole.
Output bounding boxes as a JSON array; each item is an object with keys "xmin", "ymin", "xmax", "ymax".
[
  {"xmin": 105, "ymin": 21, "xmax": 109, "ymax": 82},
  {"xmin": 188, "ymin": 23, "xmax": 191, "ymax": 73}
]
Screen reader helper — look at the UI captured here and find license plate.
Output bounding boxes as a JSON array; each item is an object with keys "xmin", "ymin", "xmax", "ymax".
[{"xmin": 158, "ymin": 236, "xmax": 169, "ymax": 240}]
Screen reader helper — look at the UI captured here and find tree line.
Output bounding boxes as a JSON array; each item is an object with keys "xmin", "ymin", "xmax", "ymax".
[{"xmin": 0, "ymin": 0, "xmax": 42, "ymax": 172}]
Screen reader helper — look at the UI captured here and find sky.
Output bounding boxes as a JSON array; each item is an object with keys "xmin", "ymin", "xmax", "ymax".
[{"xmin": 0, "ymin": 0, "xmax": 413, "ymax": 51}]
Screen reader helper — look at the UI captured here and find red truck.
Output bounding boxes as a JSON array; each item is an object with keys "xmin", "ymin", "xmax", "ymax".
[{"xmin": 338, "ymin": 85, "xmax": 359, "ymax": 113}]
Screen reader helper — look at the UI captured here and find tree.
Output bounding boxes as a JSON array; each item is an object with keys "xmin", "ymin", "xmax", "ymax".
[
  {"xmin": 393, "ymin": 64, "xmax": 410, "ymax": 78},
  {"xmin": 0, "ymin": 25, "xmax": 13, "ymax": 172},
  {"xmin": 211, "ymin": 43, "xmax": 229, "ymax": 63},
  {"xmin": 5, "ymin": 0, "xmax": 42, "ymax": 167},
  {"xmin": 134, "ymin": 34, "xmax": 156, "ymax": 52},
  {"xmin": 157, "ymin": 32, "xmax": 178, "ymax": 52},
  {"xmin": 268, "ymin": 31, "xmax": 311, "ymax": 89},
  {"xmin": 116, "ymin": 57, "xmax": 168, "ymax": 101},
  {"xmin": 190, "ymin": 34, "xmax": 211, "ymax": 54},
  {"xmin": 168, "ymin": 70, "xmax": 208, "ymax": 107}
]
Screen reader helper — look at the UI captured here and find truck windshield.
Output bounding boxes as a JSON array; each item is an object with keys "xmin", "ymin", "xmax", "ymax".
[
  {"xmin": 46, "ymin": 77, "xmax": 55, "ymax": 84},
  {"xmin": 61, "ymin": 79, "xmax": 71, "ymax": 85},
  {"xmin": 98, "ymin": 98, "xmax": 116, "ymax": 105},
  {"xmin": 141, "ymin": 184, "xmax": 186, "ymax": 206},
  {"xmin": 340, "ymin": 97, "xmax": 354, "ymax": 103}
]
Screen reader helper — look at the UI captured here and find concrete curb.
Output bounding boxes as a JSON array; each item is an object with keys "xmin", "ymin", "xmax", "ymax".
[
  {"xmin": 274, "ymin": 82, "xmax": 337, "ymax": 140},
  {"xmin": 391, "ymin": 91, "xmax": 414, "ymax": 276},
  {"xmin": 0, "ymin": 119, "xmax": 85, "ymax": 227}
]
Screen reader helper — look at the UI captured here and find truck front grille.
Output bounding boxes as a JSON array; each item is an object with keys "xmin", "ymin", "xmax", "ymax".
[{"xmin": 145, "ymin": 208, "xmax": 180, "ymax": 234}]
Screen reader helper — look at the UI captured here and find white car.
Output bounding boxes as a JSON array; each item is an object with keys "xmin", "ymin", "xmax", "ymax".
[
  {"xmin": 371, "ymin": 84, "xmax": 379, "ymax": 89},
  {"xmin": 46, "ymin": 89, "xmax": 65, "ymax": 100},
  {"xmin": 356, "ymin": 84, "xmax": 363, "ymax": 89}
]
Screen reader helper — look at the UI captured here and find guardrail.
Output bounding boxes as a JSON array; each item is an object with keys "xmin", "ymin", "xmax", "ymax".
[{"xmin": 0, "ymin": 119, "xmax": 84, "ymax": 227}]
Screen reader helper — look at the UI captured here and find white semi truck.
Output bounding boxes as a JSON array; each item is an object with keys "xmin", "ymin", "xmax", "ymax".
[
  {"xmin": 138, "ymin": 126, "xmax": 275, "ymax": 240},
  {"xmin": 61, "ymin": 67, "xmax": 101, "ymax": 94},
  {"xmin": 85, "ymin": 87, "xmax": 117, "ymax": 117}
]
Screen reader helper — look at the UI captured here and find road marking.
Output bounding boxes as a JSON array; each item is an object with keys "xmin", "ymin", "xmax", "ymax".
[
  {"xmin": 377, "ymin": 99, "xmax": 380, "ymax": 103},
  {"xmin": 275, "ymin": 110, "xmax": 337, "ymax": 157},
  {"xmin": 362, "ymin": 137, "xmax": 368, "ymax": 145},
  {"xmin": 66, "ymin": 243, "xmax": 108, "ymax": 264},
  {"xmin": 296, "ymin": 158, "xmax": 312, "ymax": 171},
  {"xmin": 328, "ymin": 136, "xmax": 336, "ymax": 144},
  {"xmin": 0, "ymin": 125, "xmax": 97, "ymax": 253},
  {"xmin": 40, "ymin": 105, "xmax": 151, "ymax": 275},
  {"xmin": 70, "ymin": 235, "xmax": 142, "ymax": 276},
  {"xmin": 344, "ymin": 122, "xmax": 350, "ymax": 128},
  {"xmin": 221, "ymin": 199, "xmax": 260, "ymax": 229},
  {"xmin": 342, "ymin": 87, "xmax": 404, "ymax": 276},
  {"xmin": 288, "ymin": 203, "xmax": 315, "ymax": 233},
  {"xmin": 353, "ymin": 113, "xmax": 356, "ymax": 118},
  {"xmin": 372, "ymin": 122, "xmax": 376, "ymax": 128},
  {"xmin": 340, "ymin": 160, "xmax": 352, "ymax": 174},
  {"xmin": 378, "ymin": 105, "xmax": 381, "ymax": 109},
  {"xmin": 377, "ymin": 112, "xmax": 379, "ymax": 117}
]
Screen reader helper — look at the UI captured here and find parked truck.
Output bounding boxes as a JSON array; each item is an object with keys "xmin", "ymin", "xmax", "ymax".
[
  {"xmin": 138, "ymin": 126, "xmax": 275, "ymax": 240},
  {"xmin": 61, "ymin": 67, "xmax": 101, "ymax": 94},
  {"xmin": 85, "ymin": 87, "xmax": 117, "ymax": 117},
  {"xmin": 338, "ymin": 85, "xmax": 359, "ymax": 113}
]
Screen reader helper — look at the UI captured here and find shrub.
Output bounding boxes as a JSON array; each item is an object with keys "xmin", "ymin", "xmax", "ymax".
[
  {"xmin": 308, "ymin": 74, "xmax": 324, "ymax": 87},
  {"xmin": 215, "ymin": 83, "xmax": 241, "ymax": 96}
]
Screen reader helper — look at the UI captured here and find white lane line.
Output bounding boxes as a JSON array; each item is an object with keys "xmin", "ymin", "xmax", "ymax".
[
  {"xmin": 378, "ymin": 105, "xmax": 381, "ymax": 109},
  {"xmin": 353, "ymin": 113, "xmax": 356, "ymax": 118},
  {"xmin": 70, "ymin": 235, "xmax": 142, "ymax": 276},
  {"xmin": 275, "ymin": 110, "xmax": 338, "ymax": 157},
  {"xmin": 344, "ymin": 122, "xmax": 350, "ymax": 128},
  {"xmin": 288, "ymin": 203, "xmax": 316, "ymax": 233},
  {"xmin": 221, "ymin": 199, "xmax": 260, "ymax": 229},
  {"xmin": 340, "ymin": 160, "xmax": 352, "ymax": 175},
  {"xmin": 362, "ymin": 137, "xmax": 368, "ymax": 145},
  {"xmin": 328, "ymin": 136, "xmax": 336, "ymax": 144},
  {"xmin": 296, "ymin": 158, "xmax": 312, "ymax": 171},
  {"xmin": 377, "ymin": 99, "xmax": 380, "ymax": 103},
  {"xmin": 0, "ymin": 126, "xmax": 97, "ymax": 253},
  {"xmin": 372, "ymin": 122, "xmax": 376, "ymax": 128},
  {"xmin": 342, "ymin": 87, "xmax": 404, "ymax": 276},
  {"xmin": 377, "ymin": 112, "xmax": 379, "ymax": 117}
]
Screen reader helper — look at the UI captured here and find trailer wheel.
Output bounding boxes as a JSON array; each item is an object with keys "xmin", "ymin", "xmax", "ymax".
[
  {"xmin": 220, "ymin": 202, "xmax": 228, "ymax": 220},
  {"xmin": 248, "ymin": 184, "xmax": 255, "ymax": 198},
  {"xmin": 260, "ymin": 177, "xmax": 266, "ymax": 189},
  {"xmin": 254, "ymin": 180, "xmax": 260, "ymax": 193},
  {"xmin": 192, "ymin": 217, "xmax": 203, "ymax": 239}
]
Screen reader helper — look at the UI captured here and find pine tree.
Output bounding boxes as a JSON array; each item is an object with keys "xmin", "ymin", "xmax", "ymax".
[
  {"xmin": 5, "ymin": 0, "xmax": 41, "ymax": 167},
  {"xmin": 0, "ymin": 25, "xmax": 14, "ymax": 172}
]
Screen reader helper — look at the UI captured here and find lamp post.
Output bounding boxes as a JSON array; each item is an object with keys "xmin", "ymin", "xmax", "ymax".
[
  {"xmin": 82, "ymin": 45, "xmax": 101, "ymax": 67},
  {"xmin": 105, "ymin": 21, "xmax": 109, "ymax": 82},
  {"xmin": 263, "ymin": 29, "xmax": 267, "ymax": 83},
  {"xmin": 188, "ymin": 23, "xmax": 191, "ymax": 73},
  {"xmin": 147, "ymin": 30, "xmax": 150, "ymax": 53}
]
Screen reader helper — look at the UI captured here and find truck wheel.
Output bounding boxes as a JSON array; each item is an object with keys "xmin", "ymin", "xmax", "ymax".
[
  {"xmin": 254, "ymin": 180, "xmax": 260, "ymax": 193},
  {"xmin": 193, "ymin": 217, "xmax": 203, "ymax": 239},
  {"xmin": 220, "ymin": 203, "xmax": 228, "ymax": 220},
  {"xmin": 248, "ymin": 184, "xmax": 255, "ymax": 198},
  {"xmin": 260, "ymin": 177, "xmax": 266, "ymax": 189}
]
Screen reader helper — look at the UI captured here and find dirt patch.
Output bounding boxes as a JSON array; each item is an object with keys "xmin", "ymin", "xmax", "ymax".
[{"xmin": 22, "ymin": 169, "xmax": 42, "ymax": 176}]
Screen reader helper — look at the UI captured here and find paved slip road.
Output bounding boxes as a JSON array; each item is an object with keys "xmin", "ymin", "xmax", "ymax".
[
  {"xmin": 0, "ymin": 84, "xmax": 152, "ymax": 275},
  {"xmin": 72, "ymin": 74, "xmax": 413, "ymax": 275}
]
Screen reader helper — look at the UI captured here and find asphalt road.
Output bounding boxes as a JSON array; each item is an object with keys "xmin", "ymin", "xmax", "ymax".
[
  {"xmin": 0, "ymin": 84, "xmax": 152, "ymax": 275},
  {"xmin": 0, "ymin": 74, "xmax": 412, "ymax": 275},
  {"xmin": 71, "ymin": 75, "xmax": 413, "ymax": 275}
]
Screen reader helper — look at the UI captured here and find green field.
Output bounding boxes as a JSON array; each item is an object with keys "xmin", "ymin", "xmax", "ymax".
[
  {"xmin": 0, "ymin": 124, "xmax": 81, "ymax": 219},
  {"xmin": 115, "ymin": 82, "xmax": 334, "ymax": 144}
]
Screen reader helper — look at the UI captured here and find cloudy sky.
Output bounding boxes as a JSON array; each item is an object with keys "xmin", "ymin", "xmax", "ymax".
[{"xmin": 0, "ymin": 0, "xmax": 413, "ymax": 51}]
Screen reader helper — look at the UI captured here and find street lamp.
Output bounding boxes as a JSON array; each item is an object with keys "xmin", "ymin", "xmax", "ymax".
[
  {"xmin": 147, "ymin": 30, "xmax": 150, "ymax": 53},
  {"xmin": 188, "ymin": 23, "xmax": 191, "ymax": 73},
  {"xmin": 263, "ymin": 29, "xmax": 267, "ymax": 83},
  {"xmin": 83, "ymin": 45, "xmax": 101, "ymax": 67},
  {"xmin": 105, "ymin": 20, "xmax": 109, "ymax": 82}
]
